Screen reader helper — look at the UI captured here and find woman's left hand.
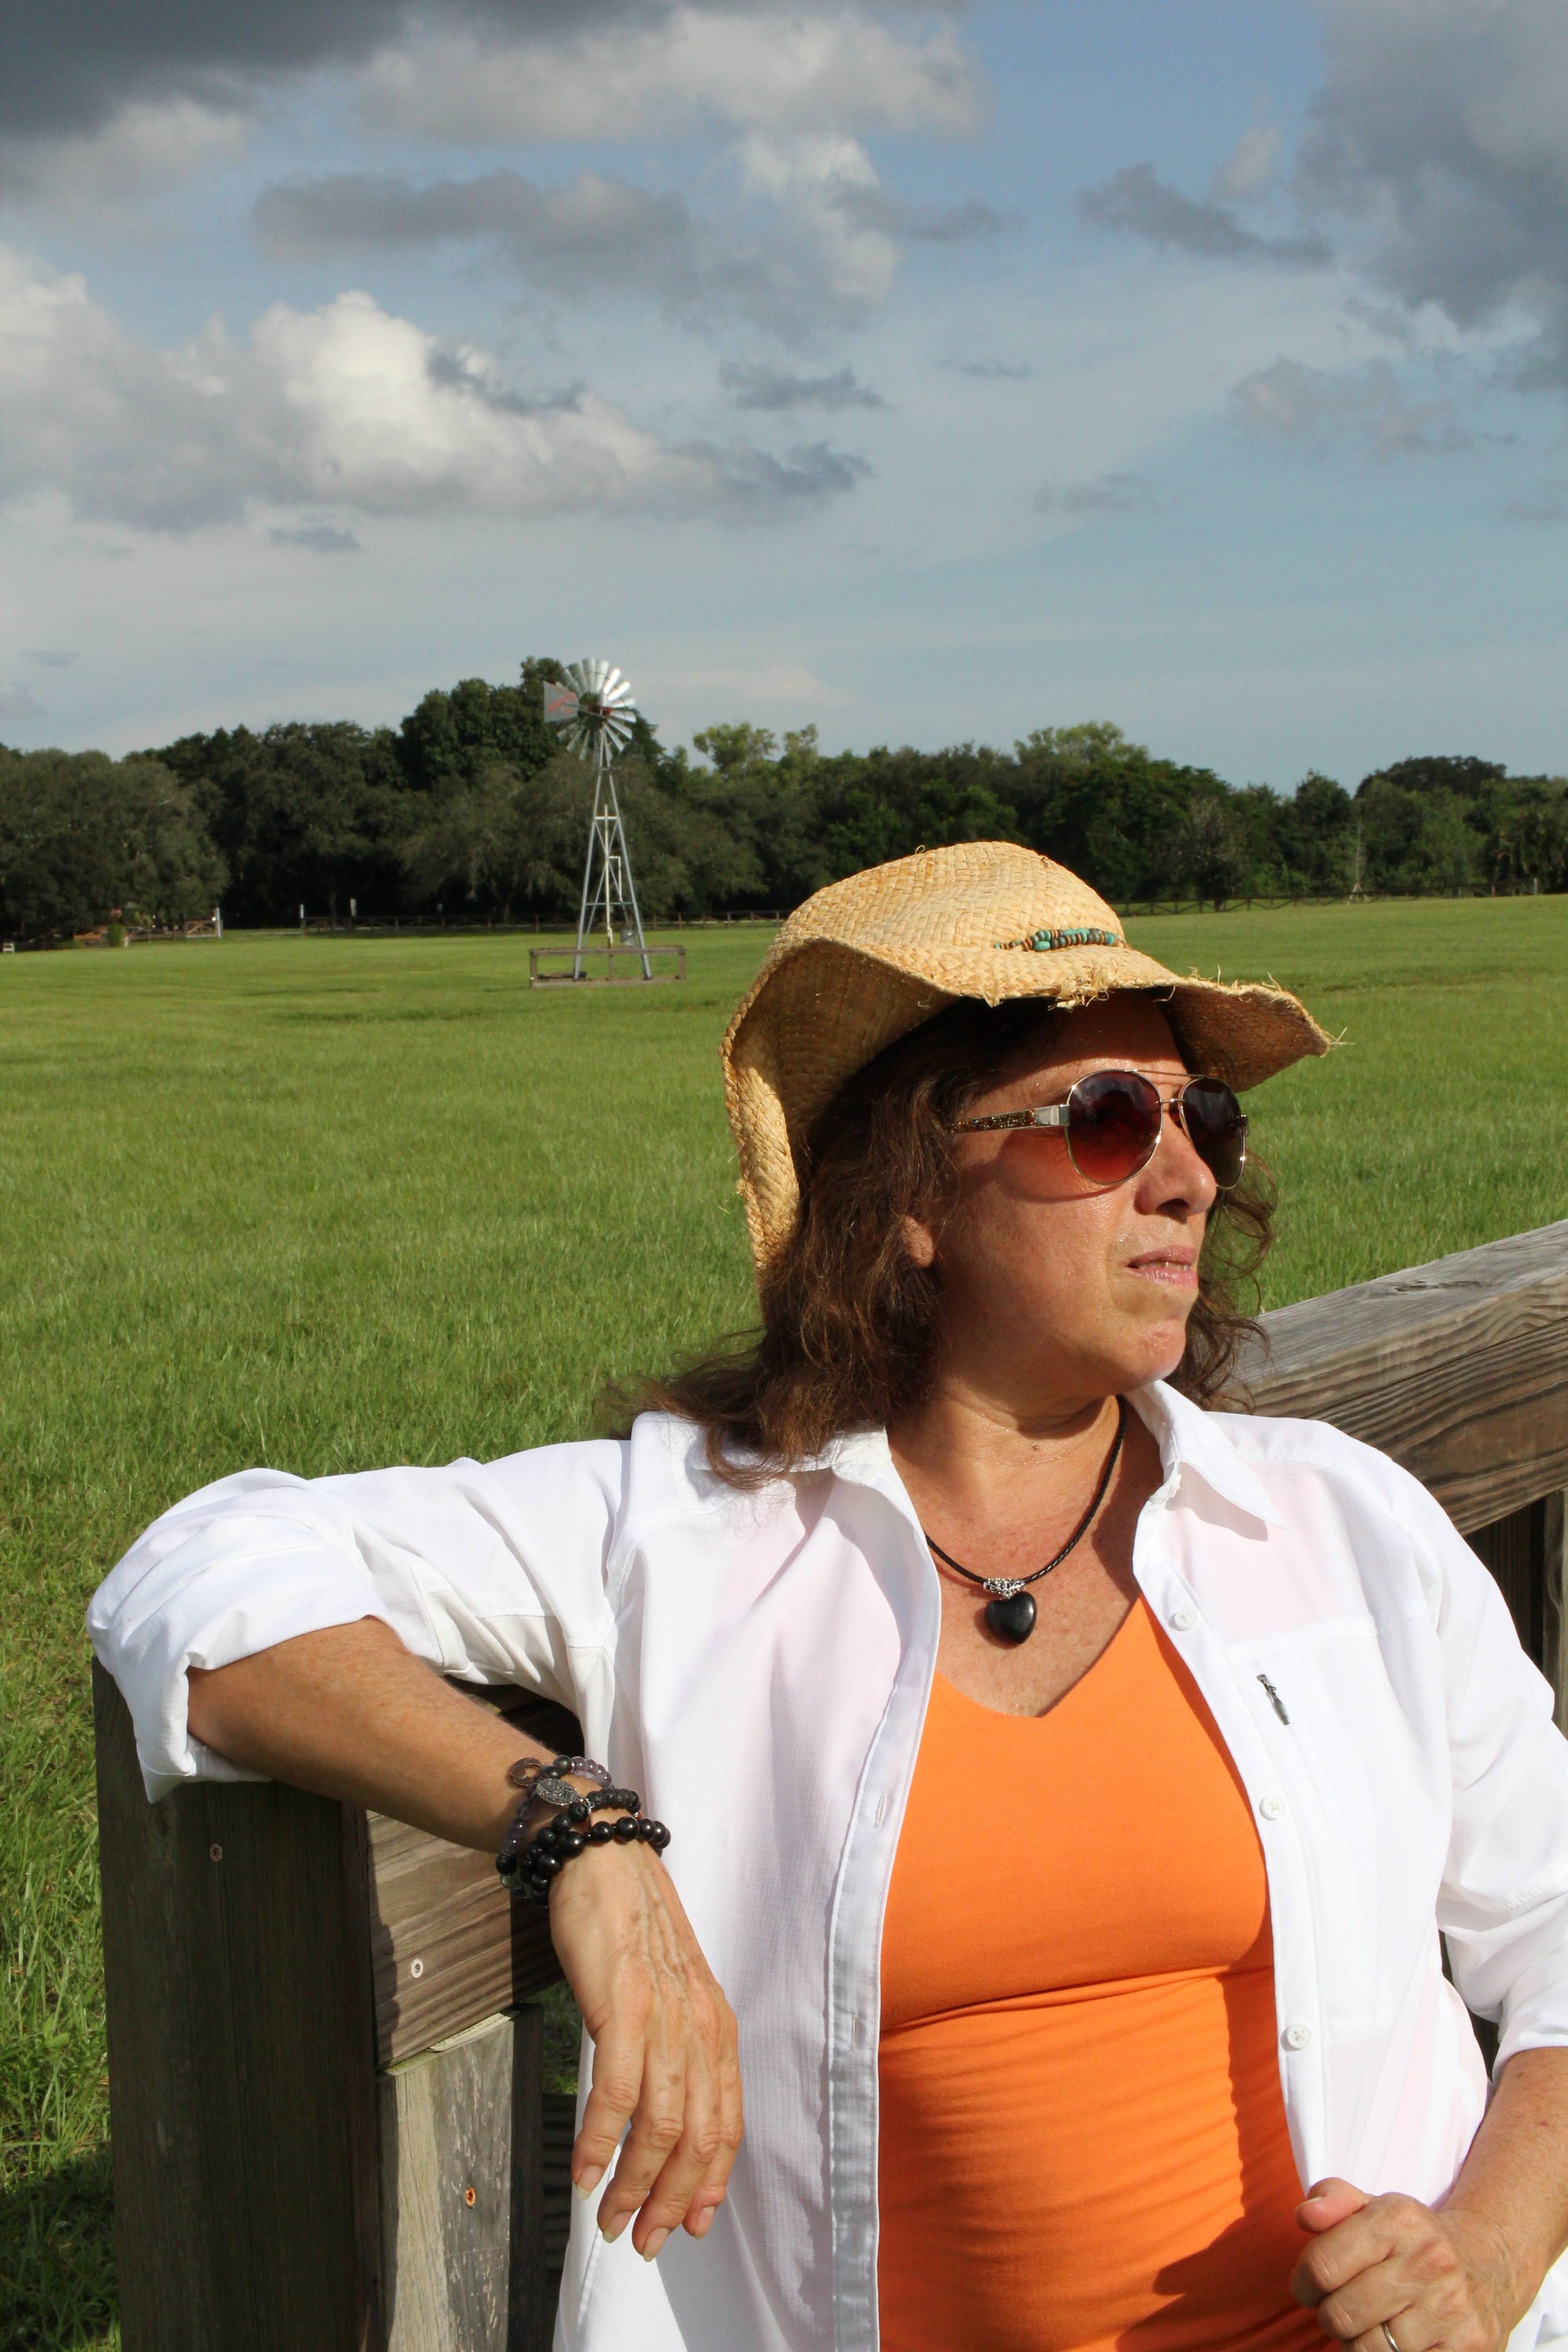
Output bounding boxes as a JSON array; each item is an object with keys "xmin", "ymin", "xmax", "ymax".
[{"xmin": 1291, "ymin": 2179, "xmax": 1520, "ymax": 2352}]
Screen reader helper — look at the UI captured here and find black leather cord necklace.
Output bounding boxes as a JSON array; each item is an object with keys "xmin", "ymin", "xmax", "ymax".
[{"xmin": 923, "ymin": 1396, "xmax": 1129, "ymax": 1646}]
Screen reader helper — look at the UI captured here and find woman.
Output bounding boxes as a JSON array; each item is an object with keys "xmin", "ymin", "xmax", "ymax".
[{"xmin": 91, "ymin": 842, "xmax": 1568, "ymax": 2352}]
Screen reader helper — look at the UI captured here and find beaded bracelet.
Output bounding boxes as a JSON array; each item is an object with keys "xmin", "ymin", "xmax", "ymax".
[
  {"xmin": 496, "ymin": 1783, "xmax": 672, "ymax": 1907},
  {"xmin": 506, "ymin": 1751, "xmax": 612, "ymax": 1811}
]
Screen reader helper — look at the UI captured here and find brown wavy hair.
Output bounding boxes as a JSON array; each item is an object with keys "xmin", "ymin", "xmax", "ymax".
[{"xmin": 628, "ymin": 996, "xmax": 1275, "ymax": 1483}]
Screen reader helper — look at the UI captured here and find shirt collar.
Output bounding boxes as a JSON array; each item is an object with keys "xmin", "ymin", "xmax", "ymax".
[
  {"xmin": 1133, "ymin": 1379, "xmax": 1283, "ymax": 1529},
  {"xmin": 816, "ymin": 1384, "xmax": 1282, "ymax": 1531}
]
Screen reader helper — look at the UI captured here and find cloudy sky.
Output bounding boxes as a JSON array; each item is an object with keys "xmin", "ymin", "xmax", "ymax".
[{"xmin": 2, "ymin": 0, "xmax": 1566, "ymax": 786}]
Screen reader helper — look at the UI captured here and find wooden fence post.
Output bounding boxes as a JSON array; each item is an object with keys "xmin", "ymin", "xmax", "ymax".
[{"xmin": 95, "ymin": 1671, "xmax": 579, "ymax": 2350}]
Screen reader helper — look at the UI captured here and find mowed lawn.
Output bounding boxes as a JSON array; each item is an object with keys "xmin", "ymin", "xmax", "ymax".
[{"xmin": 2, "ymin": 896, "xmax": 1566, "ymax": 2346}]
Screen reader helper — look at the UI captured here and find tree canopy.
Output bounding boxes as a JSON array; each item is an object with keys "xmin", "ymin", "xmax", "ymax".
[{"xmin": 2, "ymin": 665, "xmax": 1563, "ymax": 942}]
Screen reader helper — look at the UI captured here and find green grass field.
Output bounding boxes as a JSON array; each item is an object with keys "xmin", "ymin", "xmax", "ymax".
[{"xmin": 3, "ymin": 896, "xmax": 1566, "ymax": 2346}]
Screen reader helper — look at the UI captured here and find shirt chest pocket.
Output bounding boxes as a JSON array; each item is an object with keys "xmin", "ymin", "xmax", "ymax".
[{"xmin": 1238, "ymin": 1618, "xmax": 1449, "ymax": 2023}]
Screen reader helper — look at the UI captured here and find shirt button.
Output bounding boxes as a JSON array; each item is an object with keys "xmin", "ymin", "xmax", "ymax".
[
  {"xmin": 1171, "ymin": 1606, "xmax": 1198, "ymax": 1632},
  {"xmin": 1258, "ymin": 1795, "xmax": 1287, "ymax": 1821},
  {"xmin": 1283, "ymin": 2023, "xmax": 1313, "ymax": 2052}
]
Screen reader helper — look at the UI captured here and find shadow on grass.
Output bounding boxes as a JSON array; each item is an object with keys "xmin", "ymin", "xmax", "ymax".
[{"xmin": 0, "ymin": 2151, "xmax": 117, "ymax": 2350}]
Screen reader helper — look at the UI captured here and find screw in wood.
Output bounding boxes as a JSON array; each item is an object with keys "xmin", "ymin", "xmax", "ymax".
[
  {"xmin": 209, "ymin": 1844, "xmax": 223, "ymax": 1862},
  {"xmin": 463, "ymin": 2187, "xmax": 477, "ymax": 2208},
  {"xmin": 410, "ymin": 1958, "xmax": 424, "ymax": 1979}
]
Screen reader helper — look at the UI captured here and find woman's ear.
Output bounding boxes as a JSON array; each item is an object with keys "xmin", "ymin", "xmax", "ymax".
[{"xmin": 901, "ymin": 1214, "xmax": 937, "ymax": 1269}]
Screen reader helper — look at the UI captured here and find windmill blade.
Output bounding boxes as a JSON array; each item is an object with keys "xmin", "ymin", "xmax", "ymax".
[
  {"xmin": 543, "ymin": 678, "xmax": 581, "ymax": 731},
  {"xmin": 546, "ymin": 656, "xmax": 639, "ymax": 764}
]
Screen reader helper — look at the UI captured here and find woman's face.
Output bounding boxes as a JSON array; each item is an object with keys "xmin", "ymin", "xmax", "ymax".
[{"xmin": 913, "ymin": 996, "xmax": 1221, "ymax": 1414}]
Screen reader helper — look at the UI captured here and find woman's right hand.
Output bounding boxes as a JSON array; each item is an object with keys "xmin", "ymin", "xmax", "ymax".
[
  {"xmin": 548, "ymin": 1837, "xmax": 744, "ymax": 2260},
  {"xmin": 184, "ymin": 1624, "xmax": 740, "ymax": 2258}
]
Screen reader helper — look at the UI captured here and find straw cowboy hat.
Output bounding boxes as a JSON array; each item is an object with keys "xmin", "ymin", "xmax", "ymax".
[{"xmin": 723, "ymin": 840, "xmax": 1330, "ymax": 1273}]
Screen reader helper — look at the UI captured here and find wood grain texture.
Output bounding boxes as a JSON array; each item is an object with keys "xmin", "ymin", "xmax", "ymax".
[
  {"xmin": 1243, "ymin": 1220, "xmax": 1568, "ymax": 1532},
  {"xmin": 368, "ymin": 1692, "xmax": 579, "ymax": 2067},
  {"xmin": 379, "ymin": 2007, "xmax": 549, "ymax": 2352},
  {"xmin": 369, "ymin": 1815, "xmax": 561, "ymax": 2067},
  {"xmin": 94, "ymin": 1663, "xmax": 382, "ymax": 2352}
]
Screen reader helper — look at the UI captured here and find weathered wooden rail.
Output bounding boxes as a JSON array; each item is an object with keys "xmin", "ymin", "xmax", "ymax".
[{"xmin": 95, "ymin": 1218, "xmax": 1568, "ymax": 2348}]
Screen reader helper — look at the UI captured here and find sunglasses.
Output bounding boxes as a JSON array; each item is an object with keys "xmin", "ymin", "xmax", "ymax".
[{"xmin": 954, "ymin": 1069, "xmax": 1248, "ymax": 1190}]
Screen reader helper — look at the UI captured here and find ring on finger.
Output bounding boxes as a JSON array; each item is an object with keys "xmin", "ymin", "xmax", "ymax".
[{"xmin": 1381, "ymin": 2325, "xmax": 1401, "ymax": 2352}]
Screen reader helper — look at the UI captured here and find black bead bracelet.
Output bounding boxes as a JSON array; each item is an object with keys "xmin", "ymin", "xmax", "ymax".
[{"xmin": 496, "ymin": 1779, "xmax": 671, "ymax": 1907}]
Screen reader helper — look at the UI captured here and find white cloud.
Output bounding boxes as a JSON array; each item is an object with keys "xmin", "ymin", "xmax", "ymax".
[
  {"xmin": 360, "ymin": 6, "xmax": 982, "ymax": 145},
  {"xmin": 1214, "ymin": 122, "xmax": 1281, "ymax": 204},
  {"xmin": 0, "ymin": 96, "xmax": 251, "ymax": 218},
  {"xmin": 0, "ymin": 246, "xmax": 869, "ymax": 531},
  {"xmin": 1301, "ymin": 0, "xmax": 1568, "ymax": 383},
  {"xmin": 738, "ymin": 133, "xmax": 900, "ymax": 315},
  {"xmin": 1076, "ymin": 4, "xmax": 1568, "ymax": 400},
  {"xmin": 256, "ymin": 123, "xmax": 999, "ymax": 341},
  {"xmin": 1231, "ymin": 357, "xmax": 1472, "ymax": 455}
]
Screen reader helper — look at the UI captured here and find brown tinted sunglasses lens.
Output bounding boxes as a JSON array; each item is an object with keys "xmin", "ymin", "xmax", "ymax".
[
  {"xmin": 1177, "ymin": 1077, "xmax": 1248, "ymax": 1189},
  {"xmin": 1065, "ymin": 1071, "xmax": 1163, "ymax": 1184}
]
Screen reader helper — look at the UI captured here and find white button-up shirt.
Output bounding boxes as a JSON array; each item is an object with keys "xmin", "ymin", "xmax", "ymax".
[{"xmin": 88, "ymin": 1384, "xmax": 1568, "ymax": 2352}]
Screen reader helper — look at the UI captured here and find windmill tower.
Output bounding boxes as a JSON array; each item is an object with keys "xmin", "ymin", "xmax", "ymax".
[{"xmin": 543, "ymin": 661, "xmax": 652, "ymax": 980}]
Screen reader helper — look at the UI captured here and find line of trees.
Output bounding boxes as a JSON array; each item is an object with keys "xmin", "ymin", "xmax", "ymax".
[{"xmin": 3, "ymin": 656, "xmax": 1566, "ymax": 942}]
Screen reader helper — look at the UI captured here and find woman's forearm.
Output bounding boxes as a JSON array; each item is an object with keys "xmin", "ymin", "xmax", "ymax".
[
  {"xmin": 187, "ymin": 1613, "xmax": 745, "ymax": 2255},
  {"xmin": 186, "ymin": 1616, "xmax": 552, "ymax": 1851},
  {"xmin": 1443, "ymin": 2045, "xmax": 1568, "ymax": 2322}
]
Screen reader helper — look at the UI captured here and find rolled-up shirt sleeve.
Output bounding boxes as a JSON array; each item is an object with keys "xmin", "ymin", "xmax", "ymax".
[
  {"xmin": 1417, "ymin": 1479, "xmax": 1568, "ymax": 2071},
  {"xmin": 87, "ymin": 1443, "xmax": 627, "ymax": 1801}
]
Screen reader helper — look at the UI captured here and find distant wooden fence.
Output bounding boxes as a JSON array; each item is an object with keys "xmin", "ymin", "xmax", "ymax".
[{"xmin": 94, "ymin": 1219, "xmax": 1568, "ymax": 2349}]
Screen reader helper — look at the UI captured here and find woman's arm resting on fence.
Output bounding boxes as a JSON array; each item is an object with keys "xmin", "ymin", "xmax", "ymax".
[
  {"xmin": 188, "ymin": 1617, "xmax": 743, "ymax": 2260},
  {"xmin": 1290, "ymin": 2045, "xmax": 1568, "ymax": 2350}
]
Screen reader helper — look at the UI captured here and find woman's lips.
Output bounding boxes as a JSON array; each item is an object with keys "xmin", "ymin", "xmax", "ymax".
[{"xmin": 1125, "ymin": 1250, "xmax": 1200, "ymax": 1290}]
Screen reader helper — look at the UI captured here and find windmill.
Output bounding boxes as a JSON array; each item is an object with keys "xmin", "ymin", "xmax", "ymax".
[{"xmin": 543, "ymin": 660, "xmax": 652, "ymax": 980}]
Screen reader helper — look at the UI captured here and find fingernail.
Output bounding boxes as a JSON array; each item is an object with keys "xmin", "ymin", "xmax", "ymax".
[
  {"xmin": 642, "ymin": 2227, "xmax": 670, "ymax": 2263},
  {"xmin": 575, "ymin": 2166, "xmax": 604, "ymax": 2201},
  {"xmin": 600, "ymin": 2211, "xmax": 630, "ymax": 2245},
  {"xmin": 691, "ymin": 2208, "xmax": 715, "ymax": 2238}
]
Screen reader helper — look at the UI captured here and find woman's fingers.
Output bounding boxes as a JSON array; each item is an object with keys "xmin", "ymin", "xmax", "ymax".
[
  {"xmin": 1298, "ymin": 2177, "xmax": 1371, "ymax": 2243},
  {"xmin": 1345, "ymin": 2318, "xmax": 1436, "ymax": 2352},
  {"xmin": 1291, "ymin": 2187, "xmax": 1512, "ymax": 2351},
  {"xmin": 572, "ymin": 2009, "xmax": 649, "ymax": 2200},
  {"xmin": 684, "ymin": 2025, "xmax": 745, "ymax": 2234},
  {"xmin": 656, "ymin": 2000, "xmax": 746, "ymax": 2251},
  {"xmin": 1294, "ymin": 2204, "xmax": 1402, "ymax": 2308},
  {"xmin": 1309, "ymin": 2251, "xmax": 1414, "ymax": 2341},
  {"xmin": 597, "ymin": 2029, "xmax": 688, "ymax": 2245},
  {"xmin": 550, "ymin": 1841, "xmax": 744, "ymax": 2256},
  {"xmin": 606, "ymin": 1990, "xmax": 744, "ymax": 2256},
  {"xmin": 625, "ymin": 2034, "xmax": 729, "ymax": 2257}
]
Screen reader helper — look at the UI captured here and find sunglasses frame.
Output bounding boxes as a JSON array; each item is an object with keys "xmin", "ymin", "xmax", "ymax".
[{"xmin": 953, "ymin": 1069, "xmax": 1248, "ymax": 1190}]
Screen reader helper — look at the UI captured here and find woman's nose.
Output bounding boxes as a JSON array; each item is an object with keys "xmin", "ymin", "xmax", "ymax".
[{"xmin": 1141, "ymin": 1104, "xmax": 1218, "ymax": 1214}]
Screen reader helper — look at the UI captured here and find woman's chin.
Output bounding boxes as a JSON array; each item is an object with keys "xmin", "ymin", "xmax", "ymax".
[{"xmin": 1117, "ymin": 1324, "xmax": 1192, "ymax": 1392}]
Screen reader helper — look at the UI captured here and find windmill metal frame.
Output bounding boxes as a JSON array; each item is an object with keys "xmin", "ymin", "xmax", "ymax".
[{"xmin": 543, "ymin": 660, "xmax": 652, "ymax": 981}]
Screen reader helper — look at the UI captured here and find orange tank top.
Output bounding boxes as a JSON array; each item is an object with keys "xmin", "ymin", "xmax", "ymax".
[{"xmin": 877, "ymin": 1597, "xmax": 1320, "ymax": 2352}]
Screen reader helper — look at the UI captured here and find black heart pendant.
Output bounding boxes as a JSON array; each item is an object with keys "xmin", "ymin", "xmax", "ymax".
[{"xmin": 983, "ymin": 1590, "xmax": 1037, "ymax": 1645}]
